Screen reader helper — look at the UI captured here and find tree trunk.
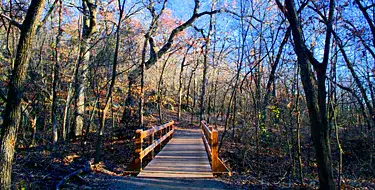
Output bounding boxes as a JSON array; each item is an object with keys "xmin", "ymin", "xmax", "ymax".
[
  {"xmin": 0, "ymin": 0, "xmax": 46, "ymax": 188},
  {"xmin": 51, "ymin": 63, "xmax": 59, "ymax": 143},
  {"xmin": 51, "ymin": 0, "xmax": 62, "ymax": 144},
  {"xmin": 295, "ymin": 67, "xmax": 303, "ymax": 185},
  {"xmin": 199, "ymin": 40, "xmax": 210, "ymax": 121},
  {"xmin": 73, "ymin": 0, "xmax": 97, "ymax": 139},
  {"xmin": 219, "ymin": 84, "xmax": 236, "ymax": 151},
  {"xmin": 177, "ymin": 61, "xmax": 185, "ymax": 122},
  {"xmin": 62, "ymin": 77, "xmax": 73, "ymax": 141},
  {"xmin": 157, "ymin": 55, "xmax": 172, "ymax": 124},
  {"xmin": 139, "ymin": 36, "xmax": 146, "ymax": 128},
  {"xmin": 74, "ymin": 44, "xmax": 89, "ymax": 138},
  {"xmin": 186, "ymin": 61, "xmax": 199, "ymax": 121},
  {"xmin": 277, "ymin": 0, "xmax": 336, "ymax": 188},
  {"xmin": 212, "ymin": 73, "xmax": 219, "ymax": 120},
  {"xmin": 94, "ymin": 0, "xmax": 124, "ymax": 163},
  {"xmin": 262, "ymin": 27, "xmax": 291, "ymax": 125},
  {"xmin": 82, "ymin": 98, "xmax": 98, "ymax": 150},
  {"xmin": 30, "ymin": 115, "xmax": 37, "ymax": 147},
  {"xmin": 192, "ymin": 74, "xmax": 197, "ymax": 123},
  {"xmin": 62, "ymin": 18, "xmax": 82, "ymax": 142},
  {"xmin": 178, "ymin": 47, "xmax": 191, "ymax": 121}
]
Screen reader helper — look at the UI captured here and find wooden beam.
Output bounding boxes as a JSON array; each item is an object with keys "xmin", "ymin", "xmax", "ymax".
[
  {"xmin": 141, "ymin": 120, "xmax": 174, "ymax": 139},
  {"xmin": 213, "ymin": 158, "xmax": 232, "ymax": 176},
  {"xmin": 201, "ymin": 120, "xmax": 212, "ymax": 139},
  {"xmin": 211, "ymin": 130, "xmax": 219, "ymax": 173},
  {"xmin": 201, "ymin": 120, "xmax": 231, "ymax": 175},
  {"xmin": 147, "ymin": 132, "xmax": 154, "ymax": 160},
  {"xmin": 202, "ymin": 133, "xmax": 212, "ymax": 157},
  {"xmin": 140, "ymin": 128, "xmax": 174, "ymax": 159},
  {"xmin": 135, "ymin": 129, "xmax": 143, "ymax": 171}
]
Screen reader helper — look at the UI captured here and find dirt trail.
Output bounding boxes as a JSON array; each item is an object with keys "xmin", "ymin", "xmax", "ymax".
[{"xmin": 85, "ymin": 174, "xmax": 234, "ymax": 189}]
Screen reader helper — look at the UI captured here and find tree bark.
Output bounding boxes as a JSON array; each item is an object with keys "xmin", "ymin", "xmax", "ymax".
[
  {"xmin": 51, "ymin": 0, "xmax": 63, "ymax": 144},
  {"xmin": 0, "ymin": 0, "xmax": 46, "ymax": 188},
  {"xmin": 295, "ymin": 66, "xmax": 303, "ymax": 185},
  {"xmin": 73, "ymin": 0, "xmax": 97, "ymax": 139}
]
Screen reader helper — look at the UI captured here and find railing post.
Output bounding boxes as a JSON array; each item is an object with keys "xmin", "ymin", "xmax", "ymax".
[
  {"xmin": 163, "ymin": 127, "xmax": 167, "ymax": 144},
  {"xmin": 211, "ymin": 130, "xmax": 219, "ymax": 173},
  {"xmin": 135, "ymin": 129, "xmax": 143, "ymax": 171},
  {"xmin": 157, "ymin": 128, "xmax": 162, "ymax": 152},
  {"xmin": 148, "ymin": 128, "xmax": 154, "ymax": 160},
  {"xmin": 168, "ymin": 124, "xmax": 173, "ymax": 140},
  {"xmin": 208, "ymin": 126, "xmax": 213, "ymax": 145},
  {"xmin": 201, "ymin": 122, "xmax": 203, "ymax": 135}
]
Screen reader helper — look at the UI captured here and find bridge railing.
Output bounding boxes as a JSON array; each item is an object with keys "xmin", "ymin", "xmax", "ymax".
[
  {"xmin": 201, "ymin": 120, "xmax": 231, "ymax": 175},
  {"xmin": 135, "ymin": 120, "xmax": 175, "ymax": 171}
]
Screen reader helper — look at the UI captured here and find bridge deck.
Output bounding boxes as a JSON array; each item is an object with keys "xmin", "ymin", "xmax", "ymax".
[{"xmin": 137, "ymin": 128, "xmax": 213, "ymax": 178}]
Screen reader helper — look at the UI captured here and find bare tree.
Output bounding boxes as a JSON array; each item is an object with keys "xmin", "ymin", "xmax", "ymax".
[
  {"xmin": 0, "ymin": 0, "xmax": 47, "ymax": 188},
  {"xmin": 73, "ymin": 0, "xmax": 97, "ymax": 138},
  {"xmin": 51, "ymin": 0, "xmax": 62, "ymax": 144},
  {"xmin": 121, "ymin": 0, "xmax": 222, "ymax": 125},
  {"xmin": 276, "ymin": 0, "xmax": 336, "ymax": 188},
  {"xmin": 94, "ymin": 0, "xmax": 127, "ymax": 164}
]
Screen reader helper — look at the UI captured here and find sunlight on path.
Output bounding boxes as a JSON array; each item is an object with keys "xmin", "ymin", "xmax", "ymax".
[{"xmin": 138, "ymin": 128, "xmax": 213, "ymax": 178}]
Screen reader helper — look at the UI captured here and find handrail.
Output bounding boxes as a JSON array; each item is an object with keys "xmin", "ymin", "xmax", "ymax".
[
  {"xmin": 134, "ymin": 121, "xmax": 175, "ymax": 171},
  {"xmin": 201, "ymin": 120, "xmax": 231, "ymax": 175}
]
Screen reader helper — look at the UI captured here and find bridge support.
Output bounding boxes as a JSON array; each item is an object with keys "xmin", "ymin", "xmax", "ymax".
[
  {"xmin": 135, "ymin": 129, "xmax": 143, "ymax": 171},
  {"xmin": 201, "ymin": 120, "xmax": 231, "ymax": 176},
  {"xmin": 211, "ymin": 130, "xmax": 219, "ymax": 173},
  {"xmin": 147, "ymin": 132, "xmax": 154, "ymax": 160}
]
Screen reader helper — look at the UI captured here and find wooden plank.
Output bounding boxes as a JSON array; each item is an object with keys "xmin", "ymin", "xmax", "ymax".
[
  {"xmin": 202, "ymin": 133, "xmax": 212, "ymax": 157},
  {"xmin": 137, "ymin": 172, "xmax": 213, "ymax": 178},
  {"xmin": 140, "ymin": 129, "xmax": 174, "ymax": 159},
  {"xmin": 135, "ymin": 129, "xmax": 143, "ymax": 171},
  {"xmin": 211, "ymin": 130, "xmax": 219, "ymax": 173},
  {"xmin": 142, "ymin": 121, "xmax": 174, "ymax": 139},
  {"xmin": 147, "ymin": 132, "xmax": 154, "ymax": 160},
  {"xmin": 138, "ymin": 128, "xmax": 213, "ymax": 178},
  {"xmin": 201, "ymin": 121, "xmax": 212, "ymax": 139}
]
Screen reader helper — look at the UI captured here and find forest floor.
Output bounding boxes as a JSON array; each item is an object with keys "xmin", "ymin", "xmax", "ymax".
[{"xmin": 11, "ymin": 109, "xmax": 375, "ymax": 189}]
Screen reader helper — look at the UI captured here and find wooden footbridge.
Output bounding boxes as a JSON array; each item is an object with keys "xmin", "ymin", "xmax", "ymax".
[{"xmin": 129, "ymin": 120, "xmax": 230, "ymax": 178}]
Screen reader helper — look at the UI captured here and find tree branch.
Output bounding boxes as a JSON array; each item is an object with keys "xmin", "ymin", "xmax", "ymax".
[
  {"xmin": 0, "ymin": 88, "xmax": 7, "ymax": 101},
  {"xmin": 0, "ymin": 12, "xmax": 22, "ymax": 29},
  {"xmin": 128, "ymin": 0, "xmax": 222, "ymax": 82},
  {"xmin": 36, "ymin": 0, "xmax": 58, "ymax": 33},
  {"xmin": 277, "ymin": 0, "xmax": 321, "ymax": 70},
  {"xmin": 354, "ymin": 0, "xmax": 375, "ymax": 46}
]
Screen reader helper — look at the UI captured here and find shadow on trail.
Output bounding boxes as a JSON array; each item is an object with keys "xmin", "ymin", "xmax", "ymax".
[{"xmin": 89, "ymin": 175, "xmax": 234, "ymax": 190}]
